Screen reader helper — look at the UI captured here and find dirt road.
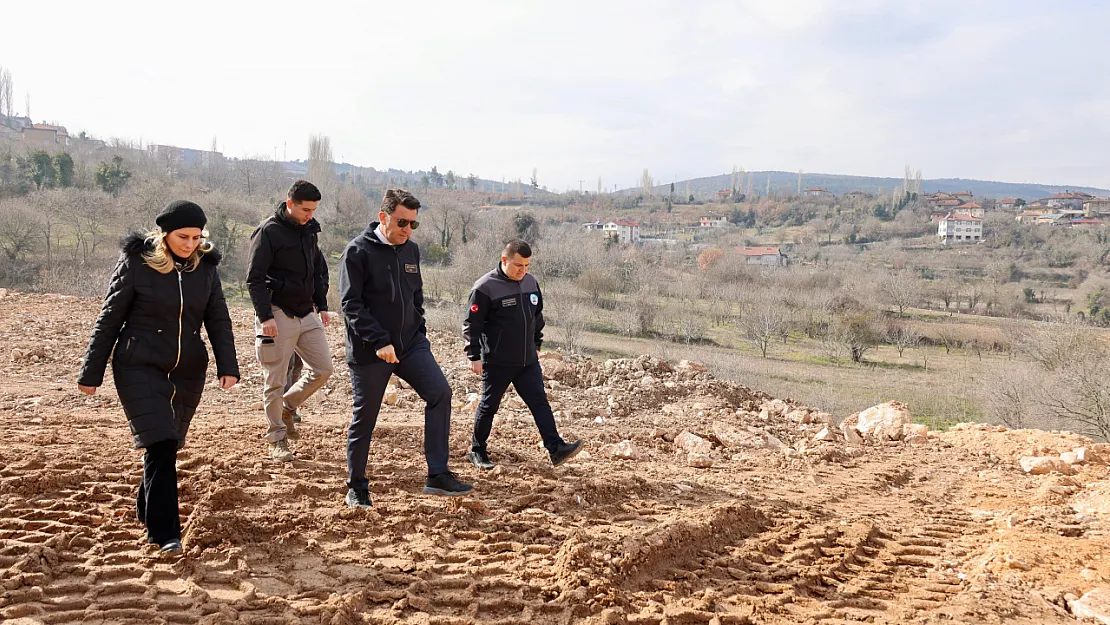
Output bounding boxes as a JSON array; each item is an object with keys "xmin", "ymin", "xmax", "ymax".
[{"xmin": 1, "ymin": 289, "xmax": 1108, "ymax": 624}]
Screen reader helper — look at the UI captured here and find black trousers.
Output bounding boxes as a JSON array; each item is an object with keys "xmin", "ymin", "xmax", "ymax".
[
  {"xmin": 136, "ymin": 439, "xmax": 180, "ymax": 545},
  {"xmin": 472, "ymin": 360, "xmax": 564, "ymax": 454},
  {"xmin": 346, "ymin": 336, "xmax": 453, "ymax": 490}
]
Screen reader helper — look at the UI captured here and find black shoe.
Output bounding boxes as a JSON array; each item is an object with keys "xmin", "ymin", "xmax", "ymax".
[
  {"xmin": 346, "ymin": 488, "xmax": 372, "ymax": 508},
  {"xmin": 424, "ymin": 471, "xmax": 473, "ymax": 497},
  {"xmin": 160, "ymin": 540, "xmax": 183, "ymax": 554},
  {"xmin": 469, "ymin": 450, "xmax": 496, "ymax": 470},
  {"xmin": 550, "ymin": 440, "xmax": 584, "ymax": 467}
]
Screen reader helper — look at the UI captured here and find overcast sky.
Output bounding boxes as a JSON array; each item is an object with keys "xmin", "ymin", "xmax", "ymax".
[{"xmin": 3, "ymin": 0, "xmax": 1108, "ymax": 191}]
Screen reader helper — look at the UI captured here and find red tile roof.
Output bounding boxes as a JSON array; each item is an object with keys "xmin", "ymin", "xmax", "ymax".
[
  {"xmin": 942, "ymin": 214, "xmax": 982, "ymax": 222},
  {"xmin": 737, "ymin": 246, "xmax": 780, "ymax": 256}
]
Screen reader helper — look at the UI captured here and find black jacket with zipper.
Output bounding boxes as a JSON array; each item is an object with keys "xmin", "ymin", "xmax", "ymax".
[
  {"xmin": 338, "ymin": 223, "xmax": 426, "ymax": 365},
  {"xmin": 462, "ymin": 264, "xmax": 544, "ymax": 367},
  {"xmin": 245, "ymin": 202, "xmax": 329, "ymax": 321},
  {"xmin": 78, "ymin": 234, "xmax": 239, "ymax": 448}
]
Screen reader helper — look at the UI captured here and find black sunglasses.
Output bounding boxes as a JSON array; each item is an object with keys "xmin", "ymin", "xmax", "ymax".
[{"xmin": 393, "ymin": 217, "xmax": 420, "ymax": 230}]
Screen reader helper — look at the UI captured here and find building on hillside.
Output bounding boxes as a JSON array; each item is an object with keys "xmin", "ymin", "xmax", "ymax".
[
  {"xmin": 1016, "ymin": 209, "xmax": 1047, "ymax": 224},
  {"xmin": 804, "ymin": 187, "xmax": 832, "ymax": 198},
  {"xmin": 1035, "ymin": 213, "xmax": 1067, "ymax": 225},
  {"xmin": 954, "ymin": 190, "xmax": 974, "ymax": 202},
  {"xmin": 1039, "ymin": 191, "xmax": 1095, "ymax": 211},
  {"xmin": 582, "ymin": 220, "xmax": 605, "ymax": 231},
  {"xmin": 1065, "ymin": 218, "xmax": 1102, "ymax": 227},
  {"xmin": 998, "ymin": 198, "xmax": 1021, "ymax": 211},
  {"xmin": 150, "ymin": 144, "xmax": 225, "ymax": 168},
  {"xmin": 958, "ymin": 202, "xmax": 985, "ymax": 218},
  {"xmin": 699, "ymin": 215, "xmax": 727, "ymax": 228},
  {"xmin": 937, "ymin": 213, "xmax": 983, "ymax": 243},
  {"xmin": 1, "ymin": 115, "xmax": 32, "ymax": 131},
  {"xmin": 1083, "ymin": 199, "xmax": 1110, "ymax": 217},
  {"xmin": 737, "ymin": 246, "xmax": 787, "ymax": 266},
  {"xmin": 716, "ymin": 189, "xmax": 732, "ymax": 200},
  {"xmin": 602, "ymin": 220, "xmax": 640, "ymax": 244},
  {"xmin": 21, "ymin": 123, "xmax": 69, "ymax": 148}
]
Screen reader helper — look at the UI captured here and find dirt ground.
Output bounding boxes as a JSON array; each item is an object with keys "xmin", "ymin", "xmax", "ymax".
[{"xmin": 2, "ymin": 288, "xmax": 1110, "ymax": 624}]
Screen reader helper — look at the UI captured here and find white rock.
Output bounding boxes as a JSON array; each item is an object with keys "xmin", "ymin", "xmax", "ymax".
[
  {"xmin": 1060, "ymin": 452, "xmax": 1079, "ymax": 466},
  {"xmin": 840, "ymin": 424, "xmax": 863, "ymax": 445},
  {"xmin": 594, "ymin": 416, "xmax": 606, "ymax": 424},
  {"xmin": 1019, "ymin": 456, "xmax": 1072, "ymax": 475},
  {"xmin": 712, "ymin": 422, "xmax": 761, "ymax": 449},
  {"xmin": 677, "ymin": 360, "xmax": 707, "ymax": 373},
  {"xmin": 687, "ymin": 452, "xmax": 713, "ymax": 468},
  {"xmin": 382, "ymin": 389, "xmax": 398, "ymax": 406},
  {"xmin": 1075, "ymin": 447, "xmax": 1091, "ymax": 464},
  {"xmin": 462, "ymin": 392, "xmax": 479, "ymax": 412},
  {"xmin": 674, "ymin": 431, "xmax": 712, "ymax": 454},
  {"xmin": 855, "ymin": 401, "xmax": 912, "ymax": 441},
  {"xmin": 903, "ymin": 423, "xmax": 929, "ymax": 438},
  {"xmin": 604, "ymin": 440, "xmax": 640, "ymax": 460},
  {"xmin": 1069, "ymin": 588, "xmax": 1110, "ymax": 624},
  {"xmin": 814, "ymin": 427, "xmax": 835, "ymax": 442}
]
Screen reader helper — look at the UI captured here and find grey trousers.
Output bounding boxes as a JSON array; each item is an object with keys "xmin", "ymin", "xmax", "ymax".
[{"xmin": 254, "ymin": 307, "xmax": 334, "ymax": 443}]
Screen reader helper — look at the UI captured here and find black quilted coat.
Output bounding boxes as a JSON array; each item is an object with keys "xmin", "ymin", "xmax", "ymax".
[{"xmin": 78, "ymin": 234, "xmax": 240, "ymax": 448}]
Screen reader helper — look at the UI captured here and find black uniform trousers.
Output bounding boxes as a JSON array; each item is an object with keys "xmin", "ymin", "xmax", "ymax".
[{"xmin": 472, "ymin": 360, "xmax": 564, "ymax": 454}]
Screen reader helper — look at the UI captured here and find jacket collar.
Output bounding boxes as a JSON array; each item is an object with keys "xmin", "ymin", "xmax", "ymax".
[{"xmin": 275, "ymin": 201, "xmax": 322, "ymax": 234}]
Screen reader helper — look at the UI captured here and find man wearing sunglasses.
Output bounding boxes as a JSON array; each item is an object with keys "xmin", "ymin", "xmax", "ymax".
[{"xmin": 338, "ymin": 189, "xmax": 472, "ymax": 508}]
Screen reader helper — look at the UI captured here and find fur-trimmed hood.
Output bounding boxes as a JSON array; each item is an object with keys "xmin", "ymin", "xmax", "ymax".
[{"xmin": 120, "ymin": 232, "xmax": 221, "ymax": 266}]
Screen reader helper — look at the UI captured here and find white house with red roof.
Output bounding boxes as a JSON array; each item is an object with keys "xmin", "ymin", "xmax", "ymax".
[
  {"xmin": 603, "ymin": 220, "xmax": 640, "ymax": 244},
  {"xmin": 737, "ymin": 246, "xmax": 786, "ymax": 266},
  {"xmin": 937, "ymin": 213, "xmax": 983, "ymax": 244}
]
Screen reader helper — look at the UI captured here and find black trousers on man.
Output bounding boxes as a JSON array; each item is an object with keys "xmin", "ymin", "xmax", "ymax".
[
  {"xmin": 135, "ymin": 438, "xmax": 180, "ymax": 545},
  {"xmin": 472, "ymin": 360, "xmax": 564, "ymax": 454},
  {"xmin": 346, "ymin": 336, "xmax": 453, "ymax": 491}
]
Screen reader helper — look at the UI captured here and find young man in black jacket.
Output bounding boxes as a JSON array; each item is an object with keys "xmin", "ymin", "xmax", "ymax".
[
  {"xmin": 463, "ymin": 239, "xmax": 583, "ymax": 470},
  {"xmin": 339, "ymin": 189, "xmax": 472, "ymax": 508},
  {"xmin": 246, "ymin": 180, "xmax": 336, "ymax": 462}
]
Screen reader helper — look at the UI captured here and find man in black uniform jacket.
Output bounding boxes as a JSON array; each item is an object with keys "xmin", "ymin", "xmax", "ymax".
[
  {"xmin": 339, "ymin": 189, "xmax": 472, "ymax": 508},
  {"xmin": 462, "ymin": 239, "xmax": 583, "ymax": 470}
]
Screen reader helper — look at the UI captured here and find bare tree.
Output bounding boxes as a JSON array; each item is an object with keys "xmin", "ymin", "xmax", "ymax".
[
  {"xmin": 0, "ymin": 200, "xmax": 41, "ymax": 262},
  {"xmin": 881, "ymin": 269, "xmax": 922, "ymax": 317},
  {"xmin": 885, "ymin": 322, "xmax": 920, "ymax": 358},
  {"xmin": 741, "ymin": 300, "xmax": 788, "ymax": 358}
]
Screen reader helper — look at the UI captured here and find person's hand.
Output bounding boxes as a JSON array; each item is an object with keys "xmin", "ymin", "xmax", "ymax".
[
  {"xmin": 469, "ymin": 360, "xmax": 482, "ymax": 375},
  {"xmin": 218, "ymin": 376, "xmax": 238, "ymax": 390},
  {"xmin": 376, "ymin": 345, "xmax": 399, "ymax": 364},
  {"xmin": 260, "ymin": 318, "xmax": 278, "ymax": 337},
  {"xmin": 320, "ymin": 311, "xmax": 337, "ymax": 327},
  {"xmin": 78, "ymin": 384, "xmax": 97, "ymax": 396}
]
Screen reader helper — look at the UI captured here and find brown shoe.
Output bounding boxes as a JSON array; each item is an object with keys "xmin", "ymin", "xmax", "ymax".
[
  {"xmin": 282, "ymin": 407, "xmax": 300, "ymax": 441},
  {"xmin": 270, "ymin": 439, "xmax": 294, "ymax": 463}
]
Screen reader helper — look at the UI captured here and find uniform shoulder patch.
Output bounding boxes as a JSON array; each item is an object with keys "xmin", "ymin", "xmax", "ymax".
[
  {"xmin": 530, "ymin": 293, "xmax": 539, "ymax": 306},
  {"xmin": 470, "ymin": 303, "xmax": 479, "ymax": 313}
]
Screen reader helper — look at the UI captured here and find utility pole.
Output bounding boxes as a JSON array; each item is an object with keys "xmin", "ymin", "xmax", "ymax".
[{"xmin": 578, "ymin": 179, "xmax": 585, "ymax": 193}]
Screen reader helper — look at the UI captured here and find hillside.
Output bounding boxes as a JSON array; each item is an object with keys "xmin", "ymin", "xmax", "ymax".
[
  {"xmin": 3, "ymin": 288, "xmax": 1110, "ymax": 624},
  {"xmin": 646, "ymin": 171, "xmax": 1110, "ymax": 201}
]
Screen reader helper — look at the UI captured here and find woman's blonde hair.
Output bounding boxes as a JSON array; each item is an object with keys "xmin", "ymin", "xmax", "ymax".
[{"xmin": 142, "ymin": 228, "xmax": 212, "ymax": 274}]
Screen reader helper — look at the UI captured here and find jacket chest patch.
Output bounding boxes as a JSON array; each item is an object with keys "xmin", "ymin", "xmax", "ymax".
[
  {"xmin": 405, "ymin": 264, "xmax": 418, "ymax": 273},
  {"xmin": 530, "ymin": 293, "xmax": 539, "ymax": 306},
  {"xmin": 501, "ymin": 297, "xmax": 518, "ymax": 307}
]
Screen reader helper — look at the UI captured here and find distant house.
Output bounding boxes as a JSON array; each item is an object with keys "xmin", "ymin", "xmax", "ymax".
[
  {"xmin": 737, "ymin": 246, "xmax": 786, "ymax": 266},
  {"xmin": 938, "ymin": 213, "xmax": 983, "ymax": 243},
  {"xmin": 1035, "ymin": 213, "xmax": 1068, "ymax": 225},
  {"xmin": 150, "ymin": 144, "xmax": 225, "ymax": 168},
  {"xmin": 958, "ymin": 202, "xmax": 985, "ymax": 218},
  {"xmin": 998, "ymin": 198, "xmax": 1021, "ymax": 211},
  {"xmin": 21, "ymin": 123, "xmax": 69, "ymax": 148},
  {"xmin": 1039, "ymin": 191, "xmax": 1095, "ymax": 211},
  {"xmin": 1016, "ymin": 210, "xmax": 1045, "ymax": 224},
  {"xmin": 602, "ymin": 220, "xmax": 640, "ymax": 244},
  {"xmin": 1066, "ymin": 218, "xmax": 1102, "ymax": 227},
  {"xmin": 716, "ymin": 189, "xmax": 732, "ymax": 200},
  {"xmin": 699, "ymin": 215, "xmax": 727, "ymax": 228},
  {"xmin": 954, "ymin": 191, "xmax": 974, "ymax": 202},
  {"xmin": 1, "ymin": 115, "xmax": 32, "ymax": 131},
  {"xmin": 1083, "ymin": 199, "xmax": 1110, "ymax": 218},
  {"xmin": 582, "ymin": 220, "xmax": 605, "ymax": 231},
  {"xmin": 804, "ymin": 187, "xmax": 832, "ymax": 198},
  {"xmin": 933, "ymin": 199, "xmax": 962, "ymax": 208}
]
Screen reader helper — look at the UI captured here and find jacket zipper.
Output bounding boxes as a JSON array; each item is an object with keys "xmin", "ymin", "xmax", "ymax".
[
  {"xmin": 519, "ymin": 280, "xmax": 528, "ymax": 364},
  {"xmin": 168, "ymin": 269, "xmax": 184, "ymax": 405},
  {"xmin": 395, "ymin": 251, "xmax": 406, "ymax": 354}
]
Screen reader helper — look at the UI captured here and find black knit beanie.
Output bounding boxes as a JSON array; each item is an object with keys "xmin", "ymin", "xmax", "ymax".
[{"xmin": 156, "ymin": 200, "xmax": 207, "ymax": 232}]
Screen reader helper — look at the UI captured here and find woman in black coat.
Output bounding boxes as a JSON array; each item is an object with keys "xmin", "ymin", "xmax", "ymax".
[{"xmin": 77, "ymin": 200, "xmax": 239, "ymax": 554}]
